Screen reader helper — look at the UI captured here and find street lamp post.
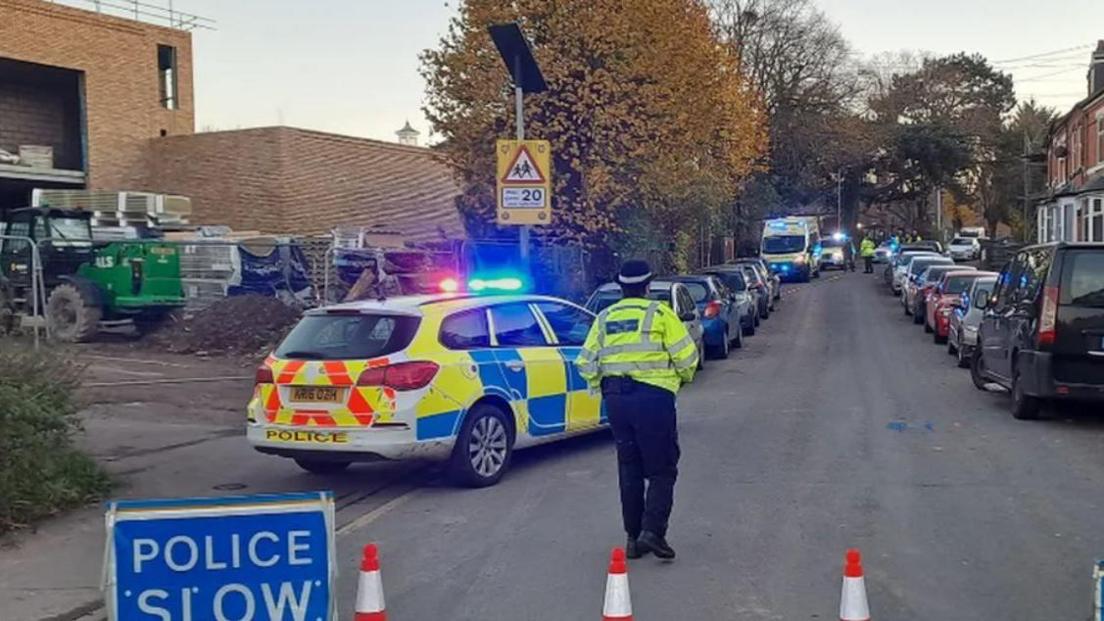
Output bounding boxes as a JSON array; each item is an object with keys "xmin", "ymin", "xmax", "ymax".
[{"xmin": 488, "ymin": 23, "xmax": 547, "ymax": 261}]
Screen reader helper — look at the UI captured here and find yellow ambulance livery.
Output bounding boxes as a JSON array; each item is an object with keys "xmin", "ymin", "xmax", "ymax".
[{"xmin": 247, "ymin": 294, "xmax": 604, "ymax": 486}]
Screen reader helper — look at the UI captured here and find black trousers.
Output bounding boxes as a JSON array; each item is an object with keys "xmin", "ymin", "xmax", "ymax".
[
  {"xmin": 602, "ymin": 377, "xmax": 680, "ymax": 539},
  {"xmin": 864, "ymin": 256, "xmax": 873, "ymax": 272}
]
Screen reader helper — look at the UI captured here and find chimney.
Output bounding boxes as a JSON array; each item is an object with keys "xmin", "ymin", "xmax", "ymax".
[{"xmin": 1090, "ymin": 40, "xmax": 1104, "ymax": 98}]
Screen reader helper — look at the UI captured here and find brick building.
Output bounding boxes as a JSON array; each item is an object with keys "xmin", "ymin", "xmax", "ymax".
[
  {"xmin": 0, "ymin": 0, "xmax": 464, "ymax": 242},
  {"xmin": 142, "ymin": 127, "xmax": 465, "ymax": 242},
  {"xmin": 1037, "ymin": 41, "xmax": 1104, "ymax": 244},
  {"xmin": 0, "ymin": 0, "xmax": 194, "ymax": 205}
]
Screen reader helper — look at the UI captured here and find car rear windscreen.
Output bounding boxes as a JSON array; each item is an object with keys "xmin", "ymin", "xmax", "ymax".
[
  {"xmin": 679, "ymin": 282, "xmax": 709, "ymax": 303},
  {"xmin": 706, "ymin": 271, "xmax": 746, "ymax": 291},
  {"xmin": 1061, "ymin": 251, "xmax": 1104, "ymax": 307},
  {"xmin": 943, "ymin": 276, "xmax": 975, "ymax": 294},
  {"xmin": 276, "ymin": 313, "xmax": 419, "ymax": 360}
]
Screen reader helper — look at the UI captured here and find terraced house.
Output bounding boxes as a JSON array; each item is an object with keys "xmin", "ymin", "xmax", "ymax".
[{"xmin": 1037, "ymin": 41, "xmax": 1104, "ymax": 244}]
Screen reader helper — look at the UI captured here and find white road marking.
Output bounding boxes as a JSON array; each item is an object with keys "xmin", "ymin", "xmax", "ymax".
[
  {"xmin": 81, "ymin": 354, "xmax": 190, "ymax": 368},
  {"xmin": 336, "ymin": 489, "xmax": 421, "ymax": 536},
  {"xmin": 92, "ymin": 365, "xmax": 165, "ymax": 378}
]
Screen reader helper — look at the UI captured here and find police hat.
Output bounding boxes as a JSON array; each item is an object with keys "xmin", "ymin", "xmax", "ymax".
[{"xmin": 616, "ymin": 259, "xmax": 654, "ymax": 285}]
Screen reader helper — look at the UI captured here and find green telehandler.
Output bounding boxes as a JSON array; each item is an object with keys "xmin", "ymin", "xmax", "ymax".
[{"xmin": 0, "ymin": 207, "xmax": 185, "ymax": 342}]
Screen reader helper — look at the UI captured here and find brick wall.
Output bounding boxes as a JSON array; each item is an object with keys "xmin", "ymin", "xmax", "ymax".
[
  {"xmin": 0, "ymin": 60, "xmax": 83, "ymax": 169},
  {"xmin": 142, "ymin": 127, "xmax": 465, "ymax": 241},
  {"xmin": 0, "ymin": 0, "xmax": 194, "ymax": 188}
]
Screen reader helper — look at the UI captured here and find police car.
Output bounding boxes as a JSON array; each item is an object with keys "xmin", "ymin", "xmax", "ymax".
[{"xmin": 247, "ymin": 287, "xmax": 604, "ymax": 487}]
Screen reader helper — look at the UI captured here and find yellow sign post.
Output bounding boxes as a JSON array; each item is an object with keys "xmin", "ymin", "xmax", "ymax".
[{"xmin": 496, "ymin": 139, "xmax": 551, "ymax": 226}]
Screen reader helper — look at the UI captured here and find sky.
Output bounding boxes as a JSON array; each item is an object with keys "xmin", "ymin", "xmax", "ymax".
[{"xmin": 87, "ymin": 0, "xmax": 1104, "ymax": 142}]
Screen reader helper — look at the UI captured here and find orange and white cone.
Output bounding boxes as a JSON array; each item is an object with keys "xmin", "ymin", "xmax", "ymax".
[
  {"xmin": 354, "ymin": 544, "xmax": 387, "ymax": 621},
  {"xmin": 840, "ymin": 548, "xmax": 870, "ymax": 621},
  {"xmin": 602, "ymin": 547, "xmax": 633, "ymax": 621}
]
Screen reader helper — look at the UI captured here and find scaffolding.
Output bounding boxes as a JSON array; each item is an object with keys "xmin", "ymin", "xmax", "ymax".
[{"xmin": 50, "ymin": 0, "xmax": 215, "ymax": 31}]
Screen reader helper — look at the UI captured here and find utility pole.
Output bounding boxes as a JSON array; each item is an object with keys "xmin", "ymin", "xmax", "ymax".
[
  {"xmin": 836, "ymin": 169, "xmax": 843, "ymax": 233},
  {"xmin": 1023, "ymin": 129, "xmax": 1031, "ymax": 242},
  {"xmin": 935, "ymin": 186, "xmax": 942, "ymax": 241}
]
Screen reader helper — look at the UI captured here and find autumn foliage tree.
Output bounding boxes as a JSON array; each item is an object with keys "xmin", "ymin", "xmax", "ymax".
[{"xmin": 421, "ymin": 0, "xmax": 766, "ymax": 264}]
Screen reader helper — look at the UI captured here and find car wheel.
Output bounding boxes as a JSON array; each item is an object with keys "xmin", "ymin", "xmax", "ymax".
[
  {"xmin": 1010, "ymin": 364, "xmax": 1042, "ymax": 421},
  {"xmin": 697, "ymin": 341, "xmax": 705, "ymax": 370},
  {"xmin": 293, "ymin": 458, "xmax": 351, "ymax": 475},
  {"xmin": 947, "ymin": 336, "xmax": 957, "ymax": 356},
  {"xmin": 970, "ymin": 348, "xmax": 989, "ymax": 390},
  {"xmin": 744, "ymin": 315, "xmax": 756, "ymax": 336},
  {"xmin": 754, "ymin": 312, "xmax": 761, "ymax": 327},
  {"xmin": 933, "ymin": 329, "xmax": 946, "ymax": 345},
  {"xmin": 716, "ymin": 329, "xmax": 730, "ymax": 359},
  {"xmin": 924, "ymin": 320, "xmax": 933, "ymax": 333},
  {"xmin": 732, "ymin": 323, "xmax": 744, "ymax": 349},
  {"xmin": 913, "ymin": 309, "xmax": 924, "ymax": 324},
  {"xmin": 450, "ymin": 403, "xmax": 514, "ymax": 487},
  {"xmin": 760, "ymin": 304, "xmax": 770, "ymax": 320}
]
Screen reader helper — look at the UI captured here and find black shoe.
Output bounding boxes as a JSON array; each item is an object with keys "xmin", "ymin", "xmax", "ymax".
[
  {"xmin": 637, "ymin": 531, "xmax": 676, "ymax": 560},
  {"xmin": 625, "ymin": 536, "xmax": 648, "ymax": 559}
]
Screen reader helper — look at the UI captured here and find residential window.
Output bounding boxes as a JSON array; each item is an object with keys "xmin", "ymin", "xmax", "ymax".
[
  {"xmin": 1072, "ymin": 125, "xmax": 1083, "ymax": 172},
  {"xmin": 1097, "ymin": 113, "xmax": 1104, "ymax": 165},
  {"xmin": 1093, "ymin": 198, "xmax": 1104, "ymax": 243},
  {"xmin": 157, "ymin": 44, "xmax": 178, "ymax": 109}
]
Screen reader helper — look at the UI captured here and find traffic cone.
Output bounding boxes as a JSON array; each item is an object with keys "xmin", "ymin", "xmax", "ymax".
[
  {"xmin": 602, "ymin": 547, "xmax": 633, "ymax": 621},
  {"xmin": 354, "ymin": 544, "xmax": 387, "ymax": 621},
  {"xmin": 839, "ymin": 548, "xmax": 870, "ymax": 621}
]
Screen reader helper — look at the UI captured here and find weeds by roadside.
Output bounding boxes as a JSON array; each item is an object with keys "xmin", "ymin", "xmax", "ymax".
[{"xmin": 0, "ymin": 347, "xmax": 110, "ymax": 534}]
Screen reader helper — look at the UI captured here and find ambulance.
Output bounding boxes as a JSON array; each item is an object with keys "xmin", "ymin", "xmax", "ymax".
[{"xmin": 761, "ymin": 216, "xmax": 822, "ymax": 282}]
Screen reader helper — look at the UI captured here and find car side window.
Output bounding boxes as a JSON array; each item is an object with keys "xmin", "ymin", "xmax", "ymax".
[
  {"xmin": 995, "ymin": 257, "xmax": 1025, "ymax": 310},
  {"xmin": 535, "ymin": 302, "xmax": 593, "ymax": 347},
  {"xmin": 676, "ymin": 288, "xmax": 695, "ymax": 316},
  {"xmin": 440, "ymin": 309, "xmax": 491, "ymax": 350},
  {"xmin": 489, "ymin": 303, "xmax": 549, "ymax": 347}
]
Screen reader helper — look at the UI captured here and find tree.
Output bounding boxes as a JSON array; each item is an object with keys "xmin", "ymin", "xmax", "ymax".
[{"xmin": 421, "ymin": 0, "xmax": 766, "ymax": 264}]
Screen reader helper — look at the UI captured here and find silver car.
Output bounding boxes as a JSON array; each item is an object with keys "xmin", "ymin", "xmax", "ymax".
[
  {"xmin": 701, "ymin": 267, "xmax": 759, "ymax": 337},
  {"xmin": 891, "ymin": 251, "xmax": 940, "ymax": 295},
  {"xmin": 947, "ymin": 236, "xmax": 981, "ymax": 261},
  {"xmin": 584, "ymin": 281, "xmax": 707, "ymax": 368},
  {"xmin": 947, "ymin": 275, "xmax": 997, "ymax": 368}
]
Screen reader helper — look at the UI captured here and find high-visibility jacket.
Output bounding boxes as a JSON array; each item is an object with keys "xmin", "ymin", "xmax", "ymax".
[
  {"xmin": 575, "ymin": 297, "xmax": 698, "ymax": 394},
  {"xmin": 860, "ymin": 239, "xmax": 876, "ymax": 257}
]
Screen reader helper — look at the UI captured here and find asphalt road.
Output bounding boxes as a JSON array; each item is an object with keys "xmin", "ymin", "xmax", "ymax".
[{"xmin": 325, "ymin": 270, "xmax": 1104, "ymax": 620}]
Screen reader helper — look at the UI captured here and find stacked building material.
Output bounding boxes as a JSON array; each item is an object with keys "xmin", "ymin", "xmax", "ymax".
[{"xmin": 31, "ymin": 189, "xmax": 193, "ymax": 238}]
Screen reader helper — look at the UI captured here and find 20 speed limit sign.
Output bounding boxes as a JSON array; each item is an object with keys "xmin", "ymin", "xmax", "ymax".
[{"xmin": 496, "ymin": 140, "xmax": 551, "ymax": 226}]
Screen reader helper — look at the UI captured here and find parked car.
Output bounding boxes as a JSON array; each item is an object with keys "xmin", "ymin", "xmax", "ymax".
[
  {"xmin": 912, "ymin": 264, "xmax": 973, "ymax": 323},
  {"xmin": 700, "ymin": 267, "xmax": 759, "ymax": 336},
  {"xmin": 663, "ymin": 275, "xmax": 744, "ymax": 358},
  {"xmin": 925, "ymin": 270, "xmax": 992, "ymax": 342},
  {"xmin": 729, "ymin": 257, "xmax": 781, "ymax": 303},
  {"xmin": 737, "ymin": 263, "xmax": 772, "ymax": 319},
  {"xmin": 889, "ymin": 250, "xmax": 940, "ymax": 293},
  {"xmin": 902, "ymin": 256, "xmax": 955, "ymax": 314},
  {"xmin": 873, "ymin": 241, "xmax": 896, "ymax": 264},
  {"xmin": 948, "ymin": 274, "xmax": 998, "ymax": 368},
  {"xmin": 947, "ymin": 236, "xmax": 981, "ymax": 261},
  {"xmin": 585, "ymin": 281, "xmax": 707, "ymax": 368},
  {"xmin": 818, "ymin": 236, "xmax": 852, "ymax": 271},
  {"xmin": 972, "ymin": 243, "xmax": 1104, "ymax": 419}
]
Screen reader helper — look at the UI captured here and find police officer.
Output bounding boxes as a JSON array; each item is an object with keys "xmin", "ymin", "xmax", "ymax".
[
  {"xmin": 575, "ymin": 260, "xmax": 698, "ymax": 561},
  {"xmin": 860, "ymin": 236, "xmax": 877, "ymax": 273}
]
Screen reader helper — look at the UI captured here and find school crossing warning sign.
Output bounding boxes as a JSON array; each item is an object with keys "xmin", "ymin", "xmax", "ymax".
[{"xmin": 496, "ymin": 139, "xmax": 551, "ymax": 226}]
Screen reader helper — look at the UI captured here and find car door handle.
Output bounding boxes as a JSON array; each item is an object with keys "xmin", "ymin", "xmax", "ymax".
[{"xmin": 505, "ymin": 360, "xmax": 525, "ymax": 372}]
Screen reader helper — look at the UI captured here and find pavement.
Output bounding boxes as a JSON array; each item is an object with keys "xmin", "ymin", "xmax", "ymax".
[{"xmin": 4, "ymin": 270, "xmax": 1104, "ymax": 619}]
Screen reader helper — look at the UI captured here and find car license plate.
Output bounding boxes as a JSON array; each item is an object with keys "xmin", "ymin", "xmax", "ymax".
[{"xmin": 290, "ymin": 386, "xmax": 343, "ymax": 403}]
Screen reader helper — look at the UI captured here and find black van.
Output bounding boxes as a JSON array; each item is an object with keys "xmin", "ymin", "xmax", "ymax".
[{"xmin": 971, "ymin": 243, "xmax": 1104, "ymax": 419}]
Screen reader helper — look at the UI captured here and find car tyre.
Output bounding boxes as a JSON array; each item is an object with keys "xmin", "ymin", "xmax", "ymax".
[
  {"xmin": 1010, "ymin": 364, "xmax": 1042, "ymax": 421},
  {"xmin": 450, "ymin": 403, "xmax": 514, "ymax": 487},
  {"xmin": 970, "ymin": 348, "xmax": 989, "ymax": 391},
  {"xmin": 47, "ymin": 282, "xmax": 101, "ymax": 343},
  {"xmin": 956, "ymin": 343, "xmax": 970, "ymax": 369},
  {"xmin": 732, "ymin": 323, "xmax": 743, "ymax": 349},
  {"xmin": 743, "ymin": 315, "xmax": 756, "ymax": 336},
  {"xmin": 913, "ymin": 308, "xmax": 924, "ymax": 324},
  {"xmin": 294, "ymin": 458, "xmax": 351, "ymax": 475},
  {"xmin": 714, "ymin": 328, "xmax": 730, "ymax": 359},
  {"xmin": 933, "ymin": 329, "xmax": 946, "ymax": 344},
  {"xmin": 924, "ymin": 320, "xmax": 933, "ymax": 333}
]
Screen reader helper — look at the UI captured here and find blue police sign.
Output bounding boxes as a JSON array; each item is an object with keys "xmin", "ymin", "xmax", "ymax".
[{"xmin": 104, "ymin": 492, "xmax": 335, "ymax": 621}]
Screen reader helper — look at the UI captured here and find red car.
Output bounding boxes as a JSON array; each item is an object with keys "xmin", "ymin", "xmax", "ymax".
[{"xmin": 926, "ymin": 270, "xmax": 996, "ymax": 343}]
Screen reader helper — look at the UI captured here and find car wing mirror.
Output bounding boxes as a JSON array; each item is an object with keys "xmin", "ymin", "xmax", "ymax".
[{"xmin": 975, "ymin": 296, "xmax": 989, "ymax": 310}]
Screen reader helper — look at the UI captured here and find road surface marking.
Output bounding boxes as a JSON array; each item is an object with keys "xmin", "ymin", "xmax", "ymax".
[
  {"xmin": 336, "ymin": 489, "xmax": 421, "ymax": 536},
  {"xmin": 80, "ymin": 354, "xmax": 190, "ymax": 368}
]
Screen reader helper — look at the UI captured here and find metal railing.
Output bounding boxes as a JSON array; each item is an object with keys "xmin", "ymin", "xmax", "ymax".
[
  {"xmin": 50, "ymin": 0, "xmax": 216, "ymax": 30},
  {"xmin": 0, "ymin": 235, "xmax": 48, "ymax": 348}
]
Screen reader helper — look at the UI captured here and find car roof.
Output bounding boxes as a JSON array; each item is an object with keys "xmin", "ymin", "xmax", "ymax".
[{"xmin": 310, "ymin": 293, "xmax": 581, "ymax": 317}]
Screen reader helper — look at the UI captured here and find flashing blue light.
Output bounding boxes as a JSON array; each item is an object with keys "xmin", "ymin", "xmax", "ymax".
[
  {"xmin": 781, "ymin": 264, "xmax": 791, "ymax": 271},
  {"xmin": 832, "ymin": 232, "xmax": 845, "ymax": 242},
  {"xmin": 469, "ymin": 277, "xmax": 524, "ymax": 292}
]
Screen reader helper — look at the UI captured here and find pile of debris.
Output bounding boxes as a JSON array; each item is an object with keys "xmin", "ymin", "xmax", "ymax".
[{"xmin": 146, "ymin": 295, "xmax": 303, "ymax": 356}]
